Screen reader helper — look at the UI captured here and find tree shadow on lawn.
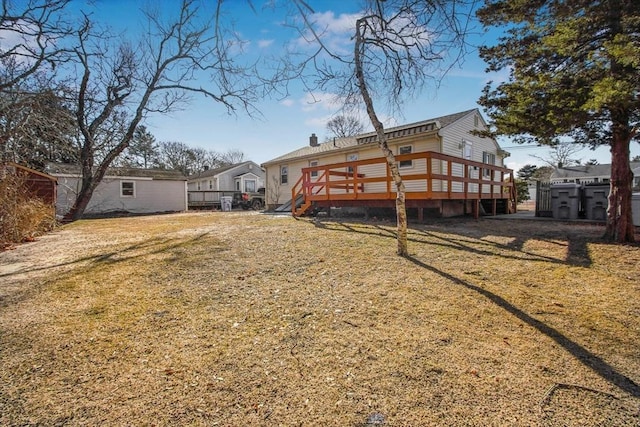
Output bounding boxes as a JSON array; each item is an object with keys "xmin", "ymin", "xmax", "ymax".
[
  {"xmin": 315, "ymin": 218, "xmax": 594, "ymax": 267},
  {"xmin": 406, "ymin": 255, "xmax": 640, "ymax": 398},
  {"xmin": 0, "ymin": 233, "xmax": 222, "ymax": 308},
  {"xmin": 311, "ymin": 218, "xmax": 638, "ymax": 397}
]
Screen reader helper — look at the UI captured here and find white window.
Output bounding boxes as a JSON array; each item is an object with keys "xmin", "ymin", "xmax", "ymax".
[
  {"xmin": 235, "ymin": 180, "xmax": 241, "ymax": 190},
  {"xmin": 309, "ymin": 160, "xmax": 318, "ymax": 178},
  {"xmin": 463, "ymin": 140, "xmax": 472, "ymax": 160},
  {"xmin": 208, "ymin": 180, "xmax": 213, "ymax": 189},
  {"xmin": 120, "ymin": 181, "xmax": 135, "ymax": 197},
  {"xmin": 483, "ymin": 151, "xmax": 496, "ymax": 178},
  {"xmin": 245, "ymin": 179, "xmax": 256, "ymax": 192},
  {"xmin": 197, "ymin": 181, "xmax": 201, "ymax": 190},
  {"xmin": 280, "ymin": 166, "xmax": 288, "ymax": 184},
  {"xmin": 347, "ymin": 153, "xmax": 358, "ymax": 174},
  {"xmin": 398, "ymin": 145, "xmax": 413, "ymax": 168}
]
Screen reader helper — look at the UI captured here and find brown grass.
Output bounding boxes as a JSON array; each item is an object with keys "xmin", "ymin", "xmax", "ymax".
[
  {"xmin": 1, "ymin": 212, "xmax": 639, "ymax": 426},
  {"xmin": 0, "ymin": 174, "xmax": 56, "ymax": 249}
]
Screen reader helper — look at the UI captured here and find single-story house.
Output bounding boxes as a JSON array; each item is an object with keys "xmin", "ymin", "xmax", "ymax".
[
  {"xmin": 46, "ymin": 164, "xmax": 187, "ymax": 218},
  {"xmin": 261, "ymin": 109, "xmax": 515, "ymax": 218},
  {"xmin": 551, "ymin": 162, "xmax": 640, "ymax": 189},
  {"xmin": 1, "ymin": 162, "xmax": 57, "ymax": 205},
  {"xmin": 186, "ymin": 161, "xmax": 265, "ymax": 209},
  {"xmin": 187, "ymin": 161, "xmax": 265, "ymax": 193}
]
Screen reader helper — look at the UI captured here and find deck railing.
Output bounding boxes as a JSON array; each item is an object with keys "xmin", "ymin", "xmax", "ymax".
[
  {"xmin": 291, "ymin": 151, "xmax": 515, "ymax": 216},
  {"xmin": 187, "ymin": 190, "xmax": 240, "ymax": 208}
]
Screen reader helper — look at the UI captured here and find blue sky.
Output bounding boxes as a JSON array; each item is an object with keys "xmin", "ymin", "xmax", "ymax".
[{"xmin": 81, "ymin": 0, "xmax": 638, "ymax": 173}]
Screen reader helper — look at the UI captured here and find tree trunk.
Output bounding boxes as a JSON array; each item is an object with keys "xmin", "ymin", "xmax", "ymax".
[
  {"xmin": 64, "ymin": 145, "xmax": 119, "ymax": 221},
  {"xmin": 354, "ymin": 18, "xmax": 408, "ymax": 256},
  {"xmin": 64, "ymin": 177, "xmax": 96, "ymax": 221},
  {"xmin": 605, "ymin": 131, "xmax": 635, "ymax": 243}
]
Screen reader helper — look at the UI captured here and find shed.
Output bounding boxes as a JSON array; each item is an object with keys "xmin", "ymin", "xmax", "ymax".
[
  {"xmin": 1, "ymin": 162, "xmax": 57, "ymax": 205},
  {"xmin": 47, "ymin": 164, "xmax": 187, "ymax": 218}
]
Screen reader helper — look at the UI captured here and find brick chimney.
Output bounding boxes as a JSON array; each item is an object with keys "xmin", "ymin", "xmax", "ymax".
[{"xmin": 309, "ymin": 133, "xmax": 318, "ymax": 147}]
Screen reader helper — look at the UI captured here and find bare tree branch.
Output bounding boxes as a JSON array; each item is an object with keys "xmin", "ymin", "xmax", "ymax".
[
  {"xmin": 0, "ymin": 0, "xmax": 73, "ymax": 91},
  {"xmin": 288, "ymin": 0, "xmax": 479, "ymax": 255},
  {"xmin": 63, "ymin": 0, "xmax": 273, "ymax": 220}
]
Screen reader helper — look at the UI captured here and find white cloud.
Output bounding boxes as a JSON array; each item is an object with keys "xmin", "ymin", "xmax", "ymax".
[
  {"xmin": 280, "ymin": 99, "xmax": 295, "ymax": 107},
  {"xmin": 294, "ymin": 11, "xmax": 361, "ymax": 54},
  {"xmin": 311, "ymin": 11, "xmax": 360, "ymax": 34},
  {"xmin": 300, "ymin": 91, "xmax": 344, "ymax": 112},
  {"xmin": 258, "ymin": 39, "xmax": 274, "ymax": 48},
  {"xmin": 304, "ymin": 115, "xmax": 332, "ymax": 128}
]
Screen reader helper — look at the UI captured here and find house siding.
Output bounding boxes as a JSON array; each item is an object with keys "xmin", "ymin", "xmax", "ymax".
[
  {"xmin": 263, "ymin": 109, "xmax": 508, "ymax": 207},
  {"xmin": 439, "ymin": 111, "xmax": 505, "ymax": 195},
  {"xmin": 187, "ymin": 162, "xmax": 265, "ymax": 192},
  {"xmin": 55, "ymin": 175, "xmax": 187, "ymax": 217}
]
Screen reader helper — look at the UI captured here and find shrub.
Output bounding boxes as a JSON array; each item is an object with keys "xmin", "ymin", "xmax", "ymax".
[
  {"xmin": 0, "ymin": 173, "xmax": 56, "ymax": 249},
  {"xmin": 515, "ymin": 179, "xmax": 530, "ymax": 204}
]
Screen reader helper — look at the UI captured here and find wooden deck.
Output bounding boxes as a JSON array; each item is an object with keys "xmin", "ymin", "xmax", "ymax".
[
  {"xmin": 291, "ymin": 151, "xmax": 516, "ymax": 218},
  {"xmin": 187, "ymin": 190, "xmax": 240, "ymax": 209}
]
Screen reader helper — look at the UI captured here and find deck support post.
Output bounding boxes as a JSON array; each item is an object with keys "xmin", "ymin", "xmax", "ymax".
[
  {"xmin": 473, "ymin": 200, "xmax": 480, "ymax": 219},
  {"xmin": 418, "ymin": 207, "xmax": 424, "ymax": 223}
]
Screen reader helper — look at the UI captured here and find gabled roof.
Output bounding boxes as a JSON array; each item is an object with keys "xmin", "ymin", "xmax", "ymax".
[
  {"xmin": 551, "ymin": 162, "xmax": 640, "ymax": 179},
  {"xmin": 234, "ymin": 171, "xmax": 261, "ymax": 178},
  {"xmin": 46, "ymin": 163, "xmax": 186, "ymax": 180},
  {"xmin": 188, "ymin": 161, "xmax": 262, "ymax": 180},
  {"xmin": 262, "ymin": 109, "xmax": 478, "ymax": 165}
]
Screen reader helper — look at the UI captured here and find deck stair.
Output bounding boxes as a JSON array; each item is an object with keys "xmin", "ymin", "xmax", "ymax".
[{"xmin": 274, "ymin": 194, "xmax": 304, "ymax": 213}]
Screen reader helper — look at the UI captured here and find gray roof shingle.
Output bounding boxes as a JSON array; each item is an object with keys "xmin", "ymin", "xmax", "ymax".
[
  {"xmin": 262, "ymin": 109, "xmax": 477, "ymax": 165},
  {"xmin": 46, "ymin": 163, "xmax": 187, "ymax": 180},
  {"xmin": 552, "ymin": 162, "xmax": 640, "ymax": 179}
]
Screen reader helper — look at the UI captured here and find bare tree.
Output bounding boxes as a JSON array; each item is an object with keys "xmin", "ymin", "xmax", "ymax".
[
  {"xmin": 267, "ymin": 175, "xmax": 282, "ymax": 208},
  {"xmin": 326, "ymin": 115, "xmax": 365, "ymax": 138},
  {"xmin": 155, "ymin": 141, "xmax": 223, "ymax": 175},
  {"xmin": 292, "ymin": 0, "xmax": 476, "ymax": 256},
  {"xmin": 219, "ymin": 148, "xmax": 246, "ymax": 165},
  {"xmin": 0, "ymin": 0, "xmax": 73, "ymax": 92},
  {"xmin": 1, "ymin": 0, "xmax": 76, "ymax": 167},
  {"xmin": 0, "ymin": 79, "xmax": 77, "ymax": 168},
  {"xmin": 62, "ymin": 0, "xmax": 266, "ymax": 220},
  {"xmin": 531, "ymin": 141, "xmax": 584, "ymax": 169},
  {"xmin": 156, "ymin": 141, "xmax": 194, "ymax": 175}
]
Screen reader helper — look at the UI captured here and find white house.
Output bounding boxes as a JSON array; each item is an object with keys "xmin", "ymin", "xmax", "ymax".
[
  {"xmin": 261, "ymin": 109, "xmax": 514, "ymax": 218},
  {"xmin": 551, "ymin": 162, "xmax": 640, "ymax": 189},
  {"xmin": 47, "ymin": 164, "xmax": 188, "ymax": 218},
  {"xmin": 187, "ymin": 161, "xmax": 265, "ymax": 193}
]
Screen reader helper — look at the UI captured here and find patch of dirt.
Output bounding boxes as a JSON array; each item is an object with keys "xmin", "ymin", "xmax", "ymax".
[{"xmin": 1, "ymin": 212, "xmax": 639, "ymax": 426}]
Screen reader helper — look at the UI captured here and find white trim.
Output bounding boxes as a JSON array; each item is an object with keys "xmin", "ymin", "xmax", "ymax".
[
  {"xmin": 120, "ymin": 180, "xmax": 136, "ymax": 198},
  {"xmin": 398, "ymin": 144, "xmax": 413, "ymax": 169}
]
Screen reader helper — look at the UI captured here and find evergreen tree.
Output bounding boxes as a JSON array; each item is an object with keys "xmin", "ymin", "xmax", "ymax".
[
  {"xmin": 516, "ymin": 164, "xmax": 538, "ymax": 181},
  {"xmin": 477, "ymin": 0, "xmax": 639, "ymax": 242}
]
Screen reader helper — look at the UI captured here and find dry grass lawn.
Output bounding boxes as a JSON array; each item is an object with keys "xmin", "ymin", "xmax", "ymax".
[{"xmin": 1, "ymin": 211, "xmax": 639, "ymax": 426}]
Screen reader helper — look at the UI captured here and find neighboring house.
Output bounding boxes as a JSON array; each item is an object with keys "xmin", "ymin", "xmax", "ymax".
[
  {"xmin": 551, "ymin": 162, "xmax": 640, "ymax": 189},
  {"xmin": 187, "ymin": 161, "xmax": 265, "ymax": 193},
  {"xmin": 47, "ymin": 164, "xmax": 187, "ymax": 218},
  {"xmin": 1, "ymin": 162, "xmax": 57, "ymax": 206},
  {"xmin": 186, "ymin": 161, "xmax": 265, "ymax": 209},
  {"xmin": 262, "ymin": 109, "xmax": 515, "ymax": 218}
]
